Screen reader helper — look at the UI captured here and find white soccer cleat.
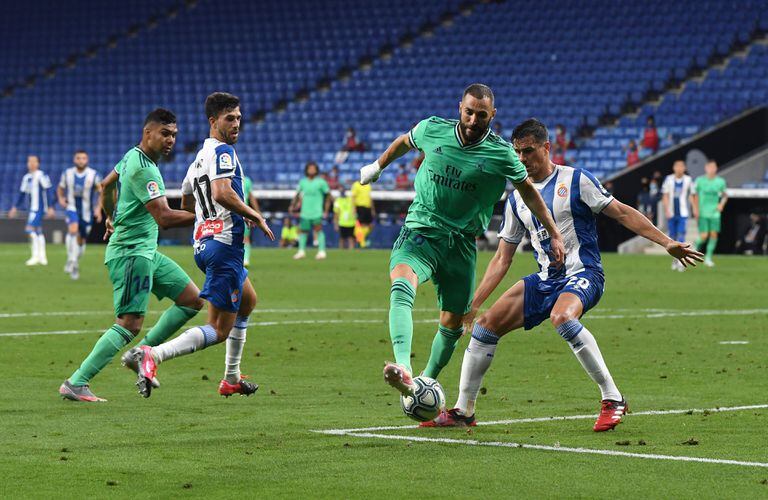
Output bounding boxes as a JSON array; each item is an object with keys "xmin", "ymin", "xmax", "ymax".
[
  {"xmin": 383, "ymin": 362, "xmax": 416, "ymax": 396},
  {"xmin": 315, "ymin": 251, "xmax": 327, "ymax": 260},
  {"xmin": 293, "ymin": 250, "xmax": 306, "ymax": 260},
  {"xmin": 704, "ymin": 259, "xmax": 715, "ymax": 267},
  {"xmin": 25, "ymin": 257, "xmax": 40, "ymax": 266},
  {"xmin": 39, "ymin": 257, "xmax": 48, "ymax": 266},
  {"xmin": 70, "ymin": 264, "xmax": 80, "ymax": 280},
  {"xmin": 64, "ymin": 261, "xmax": 74, "ymax": 273}
]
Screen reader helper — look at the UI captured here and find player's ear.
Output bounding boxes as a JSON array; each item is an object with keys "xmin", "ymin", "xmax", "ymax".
[{"xmin": 543, "ymin": 141, "xmax": 551, "ymax": 155}]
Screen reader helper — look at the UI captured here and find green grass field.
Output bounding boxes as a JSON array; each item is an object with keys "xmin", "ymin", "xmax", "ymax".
[{"xmin": 0, "ymin": 243, "xmax": 766, "ymax": 498}]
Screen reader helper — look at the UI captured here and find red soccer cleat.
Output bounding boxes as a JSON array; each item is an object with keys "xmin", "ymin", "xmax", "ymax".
[
  {"xmin": 218, "ymin": 376, "xmax": 259, "ymax": 397},
  {"xmin": 382, "ymin": 362, "xmax": 415, "ymax": 396},
  {"xmin": 593, "ymin": 398, "xmax": 628, "ymax": 432},
  {"xmin": 134, "ymin": 345, "xmax": 158, "ymax": 398},
  {"xmin": 419, "ymin": 408, "xmax": 477, "ymax": 428}
]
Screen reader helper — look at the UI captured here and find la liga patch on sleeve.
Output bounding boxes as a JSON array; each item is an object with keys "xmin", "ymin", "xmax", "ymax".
[
  {"xmin": 146, "ymin": 180, "xmax": 161, "ymax": 198},
  {"xmin": 219, "ymin": 152, "xmax": 234, "ymax": 170}
]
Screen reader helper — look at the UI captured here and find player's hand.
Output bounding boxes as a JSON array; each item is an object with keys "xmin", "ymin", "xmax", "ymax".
[
  {"xmin": 8, "ymin": 207, "xmax": 17, "ymax": 218},
  {"xmin": 462, "ymin": 308, "xmax": 478, "ymax": 333},
  {"xmin": 103, "ymin": 217, "xmax": 114, "ymax": 241},
  {"xmin": 666, "ymin": 210, "xmax": 673, "ymax": 220},
  {"xmin": 360, "ymin": 161, "xmax": 382, "ymax": 185},
  {"xmin": 248, "ymin": 214, "xmax": 275, "ymax": 241},
  {"xmin": 58, "ymin": 197, "xmax": 67, "ymax": 209},
  {"xmin": 94, "ymin": 210, "xmax": 103, "ymax": 224},
  {"xmin": 549, "ymin": 234, "xmax": 566, "ymax": 267},
  {"xmin": 665, "ymin": 241, "xmax": 704, "ymax": 268},
  {"xmin": 45, "ymin": 207, "xmax": 56, "ymax": 219},
  {"xmin": 322, "ymin": 211, "xmax": 329, "ymax": 220}
]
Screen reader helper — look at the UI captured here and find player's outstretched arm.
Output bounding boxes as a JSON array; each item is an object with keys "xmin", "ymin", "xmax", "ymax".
[
  {"xmin": 360, "ymin": 133, "xmax": 413, "ymax": 185},
  {"xmin": 514, "ymin": 178, "xmax": 565, "ymax": 265},
  {"xmin": 464, "ymin": 239, "xmax": 518, "ymax": 330},
  {"xmin": 602, "ymin": 199, "xmax": 704, "ymax": 267},
  {"xmin": 211, "ymin": 178, "xmax": 275, "ymax": 241},
  {"xmin": 145, "ymin": 196, "xmax": 196, "ymax": 230}
]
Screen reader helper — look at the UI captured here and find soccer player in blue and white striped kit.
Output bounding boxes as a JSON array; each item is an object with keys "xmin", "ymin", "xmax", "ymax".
[
  {"xmin": 8, "ymin": 155, "xmax": 55, "ymax": 266},
  {"xmin": 424, "ymin": 119, "xmax": 703, "ymax": 431},
  {"xmin": 661, "ymin": 160, "xmax": 694, "ymax": 272},
  {"xmin": 57, "ymin": 150, "xmax": 102, "ymax": 279}
]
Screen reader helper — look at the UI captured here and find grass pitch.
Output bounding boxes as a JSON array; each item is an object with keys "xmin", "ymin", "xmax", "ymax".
[{"xmin": 0, "ymin": 243, "xmax": 766, "ymax": 498}]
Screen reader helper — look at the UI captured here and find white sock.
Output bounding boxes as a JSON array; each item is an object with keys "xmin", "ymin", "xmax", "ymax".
[
  {"xmin": 557, "ymin": 320, "xmax": 622, "ymax": 401},
  {"xmin": 28, "ymin": 233, "xmax": 37, "ymax": 260},
  {"xmin": 36, "ymin": 233, "xmax": 47, "ymax": 261},
  {"xmin": 455, "ymin": 325, "xmax": 499, "ymax": 416},
  {"xmin": 224, "ymin": 316, "xmax": 249, "ymax": 383},
  {"xmin": 65, "ymin": 234, "xmax": 76, "ymax": 263},
  {"xmin": 78, "ymin": 243, "xmax": 86, "ymax": 260},
  {"xmin": 152, "ymin": 324, "xmax": 218, "ymax": 363}
]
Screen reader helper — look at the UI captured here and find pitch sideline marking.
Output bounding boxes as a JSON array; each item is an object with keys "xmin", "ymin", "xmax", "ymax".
[
  {"xmin": 2, "ymin": 309, "xmax": 766, "ymax": 337},
  {"xmin": 719, "ymin": 341, "xmax": 750, "ymax": 345},
  {"xmin": 314, "ymin": 404, "xmax": 768, "ymax": 434},
  {"xmin": 315, "ymin": 404, "xmax": 768, "ymax": 469}
]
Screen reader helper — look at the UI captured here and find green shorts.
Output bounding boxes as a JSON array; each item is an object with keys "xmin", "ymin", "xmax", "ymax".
[
  {"xmin": 389, "ymin": 226, "xmax": 477, "ymax": 314},
  {"xmin": 299, "ymin": 217, "xmax": 322, "ymax": 231},
  {"xmin": 698, "ymin": 216, "xmax": 721, "ymax": 233},
  {"xmin": 106, "ymin": 252, "xmax": 191, "ymax": 317}
]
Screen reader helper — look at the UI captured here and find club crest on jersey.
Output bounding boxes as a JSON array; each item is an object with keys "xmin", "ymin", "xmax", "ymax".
[
  {"xmin": 231, "ymin": 289, "xmax": 239, "ymax": 304},
  {"xmin": 557, "ymin": 183, "xmax": 568, "ymax": 197},
  {"xmin": 219, "ymin": 153, "xmax": 234, "ymax": 170},
  {"xmin": 475, "ymin": 159, "xmax": 486, "ymax": 172},
  {"xmin": 146, "ymin": 181, "xmax": 160, "ymax": 198}
]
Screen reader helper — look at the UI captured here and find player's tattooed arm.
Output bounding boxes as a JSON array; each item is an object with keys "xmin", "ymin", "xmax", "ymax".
[
  {"xmin": 145, "ymin": 196, "xmax": 196, "ymax": 229},
  {"xmin": 464, "ymin": 239, "xmax": 518, "ymax": 330},
  {"xmin": 211, "ymin": 178, "xmax": 275, "ymax": 241},
  {"xmin": 360, "ymin": 133, "xmax": 413, "ymax": 185},
  {"xmin": 602, "ymin": 199, "xmax": 704, "ymax": 267},
  {"xmin": 514, "ymin": 178, "xmax": 565, "ymax": 266}
]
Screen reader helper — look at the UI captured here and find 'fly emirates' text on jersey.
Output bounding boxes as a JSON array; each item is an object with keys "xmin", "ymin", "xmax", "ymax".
[
  {"xmin": 499, "ymin": 165, "xmax": 613, "ymax": 280},
  {"xmin": 182, "ymin": 138, "xmax": 246, "ymax": 248}
]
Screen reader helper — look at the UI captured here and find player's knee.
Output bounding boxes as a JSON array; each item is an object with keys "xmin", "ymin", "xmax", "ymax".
[
  {"xmin": 554, "ymin": 318, "xmax": 583, "ymax": 342},
  {"xmin": 550, "ymin": 310, "xmax": 576, "ymax": 328}
]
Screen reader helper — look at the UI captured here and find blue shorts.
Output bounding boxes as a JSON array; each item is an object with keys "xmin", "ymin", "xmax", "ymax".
[
  {"xmin": 26, "ymin": 211, "xmax": 43, "ymax": 231},
  {"xmin": 668, "ymin": 215, "xmax": 687, "ymax": 242},
  {"xmin": 193, "ymin": 238, "xmax": 248, "ymax": 313},
  {"xmin": 66, "ymin": 209, "xmax": 92, "ymax": 239},
  {"xmin": 522, "ymin": 269, "xmax": 605, "ymax": 330}
]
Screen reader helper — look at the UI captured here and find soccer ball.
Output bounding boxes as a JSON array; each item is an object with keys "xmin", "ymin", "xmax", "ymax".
[{"xmin": 400, "ymin": 376, "xmax": 446, "ymax": 422}]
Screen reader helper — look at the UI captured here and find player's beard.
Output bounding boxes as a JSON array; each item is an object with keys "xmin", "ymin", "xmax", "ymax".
[{"xmin": 458, "ymin": 122, "xmax": 487, "ymax": 145}]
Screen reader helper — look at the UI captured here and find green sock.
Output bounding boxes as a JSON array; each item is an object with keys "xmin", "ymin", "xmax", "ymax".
[
  {"xmin": 244, "ymin": 239, "xmax": 251, "ymax": 263},
  {"xmin": 317, "ymin": 230, "xmax": 326, "ymax": 252},
  {"xmin": 423, "ymin": 325, "xmax": 464, "ymax": 379},
  {"xmin": 139, "ymin": 305, "xmax": 199, "ymax": 346},
  {"xmin": 706, "ymin": 237, "xmax": 718, "ymax": 261},
  {"xmin": 299, "ymin": 233, "xmax": 307, "ymax": 252},
  {"xmin": 695, "ymin": 237, "xmax": 704, "ymax": 252},
  {"xmin": 389, "ymin": 278, "xmax": 416, "ymax": 373},
  {"xmin": 69, "ymin": 324, "xmax": 134, "ymax": 386}
]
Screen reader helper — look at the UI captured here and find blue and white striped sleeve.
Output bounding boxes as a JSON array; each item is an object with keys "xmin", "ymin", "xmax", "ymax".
[{"xmin": 498, "ymin": 197, "xmax": 525, "ymax": 244}]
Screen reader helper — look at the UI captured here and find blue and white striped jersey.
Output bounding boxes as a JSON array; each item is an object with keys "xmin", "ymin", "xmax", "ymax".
[
  {"xmin": 499, "ymin": 164, "xmax": 613, "ymax": 279},
  {"xmin": 661, "ymin": 174, "xmax": 693, "ymax": 218},
  {"xmin": 59, "ymin": 167, "xmax": 101, "ymax": 222},
  {"xmin": 18, "ymin": 170, "xmax": 53, "ymax": 212},
  {"xmin": 182, "ymin": 138, "xmax": 246, "ymax": 247}
]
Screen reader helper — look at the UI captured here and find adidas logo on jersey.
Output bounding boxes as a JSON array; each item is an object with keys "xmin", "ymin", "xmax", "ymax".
[{"xmin": 433, "ymin": 146, "xmax": 443, "ymax": 155}]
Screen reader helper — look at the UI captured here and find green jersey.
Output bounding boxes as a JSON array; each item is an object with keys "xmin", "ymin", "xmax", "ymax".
[
  {"xmin": 407, "ymin": 116, "xmax": 528, "ymax": 237},
  {"xmin": 243, "ymin": 176, "xmax": 253, "ymax": 204},
  {"xmin": 695, "ymin": 175, "xmax": 727, "ymax": 218},
  {"xmin": 297, "ymin": 177, "xmax": 329, "ymax": 219},
  {"xmin": 105, "ymin": 147, "xmax": 166, "ymax": 263},
  {"xmin": 334, "ymin": 196, "xmax": 357, "ymax": 228}
]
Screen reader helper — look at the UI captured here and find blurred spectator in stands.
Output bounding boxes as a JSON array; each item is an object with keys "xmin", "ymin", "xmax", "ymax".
[
  {"xmin": 555, "ymin": 123, "xmax": 570, "ymax": 151},
  {"xmin": 334, "ymin": 127, "xmax": 366, "ymax": 164},
  {"xmin": 333, "ymin": 185, "xmax": 357, "ymax": 250},
  {"xmin": 551, "ymin": 143, "xmax": 566, "ymax": 165},
  {"xmin": 649, "ymin": 170, "xmax": 663, "ymax": 224},
  {"xmin": 411, "ymin": 151, "xmax": 425, "ymax": 171},
  {"xmin": 324, "ymin": 165, "xmax": 341, "ymax": 190},
  {"xmin": 395, "ymin": 163, "xmax": 412, "ymax": 190},
  {"xmin": 642, "ymin": 115, "xmax": 659, "ymax": 154},
  {"xmin": 637, "ymin": 177, "xmax": 654, "ymax": 220},
  {"xmin": 734, "ymin": 213, "xmax": 766, "ymax": 255},
  {"xmin": 625, "ymin": 139, "xmax": 640, "ymax": 167},
  {"xmin": 280, "ymin": 217, "xmax": 299, "ymax": 248},
  {"xmin": 493, "ymin": 121, "xmax": 503, "ymax": 137}
]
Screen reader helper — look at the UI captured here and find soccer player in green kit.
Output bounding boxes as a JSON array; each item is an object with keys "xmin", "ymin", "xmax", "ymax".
[
  {"xmin": 693, "ymin": 160, "xmax": 728, "ymax": 267},
  {"xmin": 289, "ymin": 161, "xmax": 332, "ymax": 260},
  {"xmin": 59, "ymin": 109, "xmax": 203, "ymax": 402},
  {"xmin": 359, "ymin": 84, "xmax": 565, "ymax": 399},
  {"xmin": 242, "ymin": 175, "xmax": 261, "ymax": 267}
]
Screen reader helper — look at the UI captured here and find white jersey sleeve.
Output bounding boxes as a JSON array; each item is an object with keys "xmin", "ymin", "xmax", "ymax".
[
  {"xmin": 579, "ymin": 169, "xmax": 614, "ymax": 213},
  {"xmin": 58, "ymin": 170, "xmax": 68, "ymax": 190},
  {"xmin": 40, "ymin": 172, "xmax": 52, "ymax": 190},
  {"xmin": 181, "ymin": 169, "xmax": 194, "ymax": 196},
  {"xmin": 660, "ymin": 175, "xmax": 673, "ymax": 195},
  {"xmin": 498, "ymin": 197, "xmax": 526, "ymax": 244}
]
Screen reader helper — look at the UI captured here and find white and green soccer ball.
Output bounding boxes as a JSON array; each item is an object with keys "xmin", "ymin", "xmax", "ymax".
[{"xmin": 400, "ymin": 376, "xmax": 446, "ymax": 422}]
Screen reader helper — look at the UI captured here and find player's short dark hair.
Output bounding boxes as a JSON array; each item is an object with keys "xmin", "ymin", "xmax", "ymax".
[
  {"xmin": 305, "ymin": 161, "xmax": 319, "ymax": 175},
  {"xmin": 73, "ymin": 149, "xmax": 88, "ymax": 155},
  {"xmin": 512, "ymin": 118, "xmax": 550, "ymax": 144},
  {"xmin": 144, "ymin": 108, "xmax": 177, "ymax": 127},
  {"xmin": 205, "ymin": 92, "xmax": 240, "ymax": 119},
  {"xmin": 462, "ymin": 83, "xmax": 494, "ymax": 106}
]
